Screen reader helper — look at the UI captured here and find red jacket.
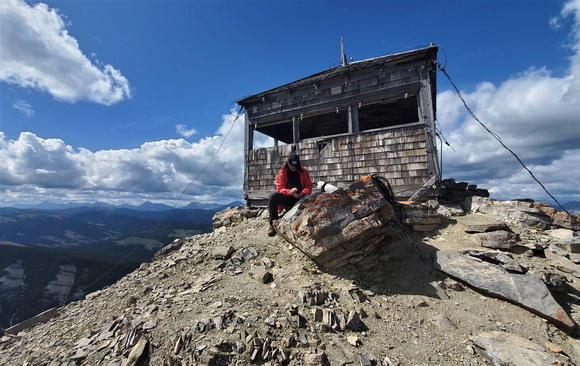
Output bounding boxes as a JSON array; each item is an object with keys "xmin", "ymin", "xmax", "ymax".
[{"xmin": 275, "ymin": 167, "xmax": 313, "ymax": 196}]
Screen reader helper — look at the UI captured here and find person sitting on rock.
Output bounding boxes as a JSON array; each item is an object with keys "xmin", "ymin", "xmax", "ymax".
[{"xmin": 267, "ymin": 153, "xmax": 313, "ymax": 237}]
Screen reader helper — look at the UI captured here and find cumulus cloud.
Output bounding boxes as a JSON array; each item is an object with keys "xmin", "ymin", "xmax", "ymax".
[
  {"xmin": 0, "ymin": 132, "xmax": 87, "ymax": 188},
  {"xmin": 0, "ymin": 107, "xmax": 276, "ymax": 206},
  {"xmin": 437, "ymin": 0, "xmax": 580, "ymax": 203},
  {"xmin": 13, "ymin": 99, "xmax": 34, "ymax": 117},
  {"xmin": 0, "ymin": 112, "xmax": 251, "ymax": 204},
  {"xmin": 175, "ymin": 124, "xmax": 197, "ymax": 138},
  {"xmin": 0, "ymin": 0, "xmax": 131, "ymax": 105},
  {"xmin": 484, "ymin": 150, "xmax": 580, "ymax": 200}
]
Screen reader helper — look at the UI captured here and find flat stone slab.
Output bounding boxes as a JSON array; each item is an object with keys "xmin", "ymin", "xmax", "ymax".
[
  {"xmin": 459, "ymin": 249, "xmax": 526, "ymax": 273},
  {"xmin": 545, "ymin": 246, "xmax": 580, "ymax": 279},
  {"xmin": 434, "ymin": 251, "xmax": 575, "ymax": 331},
  {"xmin": 456, "ymin": 214, "xmax": 507, "ymax": 233},
  {"xmin": 471, "ymin": 331, "xmax": 559, "ymax": 366},
  {"xmin": 275, "ymin": 180, "xmax": 394, "ymax": 268},
  {"xmin": 552, "ymin": 237, "xmax": 580, "ymax": 254},
  {"xmin": 547, "ymin": 228, "xmax": 576, "ymax": 241},
  {"xmin": 474, "ymin": 230, "xmax": 518, "ymax": 249}
]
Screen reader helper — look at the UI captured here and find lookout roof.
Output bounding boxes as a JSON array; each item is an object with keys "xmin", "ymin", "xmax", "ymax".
[{"xmin": 238, "ymin": 45, "xmax": 438, "ymax": 106}]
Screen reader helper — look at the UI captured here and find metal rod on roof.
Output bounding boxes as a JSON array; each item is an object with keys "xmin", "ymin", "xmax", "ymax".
[{"xmin": 341, "ymin": 37, "xmax": 347, "ymax": 67}]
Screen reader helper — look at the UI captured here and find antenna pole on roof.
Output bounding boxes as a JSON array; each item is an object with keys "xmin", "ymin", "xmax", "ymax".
[{"xmin": 340, "ymin": 37, "xmax": 347, "ymax": 66}]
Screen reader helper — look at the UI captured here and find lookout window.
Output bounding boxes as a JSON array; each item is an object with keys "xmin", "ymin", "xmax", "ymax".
[{"xmin": 359, "ymin": 96, "xmax": 419, "ymax": 132}]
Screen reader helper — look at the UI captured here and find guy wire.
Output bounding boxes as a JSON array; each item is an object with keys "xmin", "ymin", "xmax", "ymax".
[
  {"xmin": 59, "ymin": 107, "xmax": 244, "ymax": 306},
  {"xmin": 435, "ymin": 60, "xmax": 572, "ymax": 217}
]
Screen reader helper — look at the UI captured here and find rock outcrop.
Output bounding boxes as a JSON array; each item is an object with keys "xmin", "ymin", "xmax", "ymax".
[
  {"xmin": 468, "ymin": 196, "xmax": 579, "ymax": 231},
  {"xmin": 275, "ymin": 180, "xmax": 397, "ymax": 269}
]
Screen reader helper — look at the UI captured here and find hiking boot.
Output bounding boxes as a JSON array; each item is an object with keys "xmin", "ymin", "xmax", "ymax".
[{"xmin": 267, "ymin": 225, "xmax": 276, "ymax": 237}]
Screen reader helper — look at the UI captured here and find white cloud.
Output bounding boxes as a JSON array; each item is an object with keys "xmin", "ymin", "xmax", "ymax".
[
  {"xmin": 483, "ymin": 149, "xmax": 580, "ymax": 201},
  {"xmin": 175, "ymin": 124, "xmax": 197, "ymax": 138},
  {"xmin": 0, "ymin": 108, "xmax": 276, "ymax": 206},
  {"xmin": 0, "ymin": 131, "xmax": 87, "ymax": 188},
  {"xmin": 437, "ymin": 0, "xmax": 580, "ymax": 203},
  {"xmin": 0, "ymin": 112, "xmax": 249, "ymax": 205},
  {"xmin": 13, "ymin": 99, "xmax": 34, "ymax": 117},
  {"xmin": 0, "ymin": 0, "xmax": 131, "ymax": 105}
]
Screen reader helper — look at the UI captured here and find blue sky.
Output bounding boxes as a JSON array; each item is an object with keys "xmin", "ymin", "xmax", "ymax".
[{"xmin": 1, "ymin": 0, "xmax": 579, "ymax": 206}]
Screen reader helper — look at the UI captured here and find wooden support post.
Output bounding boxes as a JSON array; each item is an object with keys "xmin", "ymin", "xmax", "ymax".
[
  {"xmin": 292, "ymin": 116, "xmax": 300, "ymax": 143},
  {"xmin": 417, "ymin": 64, "xmax": 441, "ymax": 181},
  {"xmin": 243, "ymin": 111, "xmax": 253, "ymax": 200},
  {"xmin": 244, "ymin": 111, "xmax": 253, "ymax": 152},
  {"xmin": 348, "ymin": 104, "xmax": 359, "ymax": 134}
]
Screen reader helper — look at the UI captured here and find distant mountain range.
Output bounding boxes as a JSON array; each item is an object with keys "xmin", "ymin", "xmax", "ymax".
[
  {"xmin": 0, "ymin": 200, "xmax": 243, "ymax": 260},
  {"xmin": 561, "ymin": 201, "xmax": 580, "ymax": 215},
  {"xmin": 0, "ymin": 200, "xmax": 242, "ymax": 331}
]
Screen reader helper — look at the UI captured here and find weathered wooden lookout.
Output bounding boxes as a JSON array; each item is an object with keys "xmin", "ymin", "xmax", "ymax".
[{"xmin": 238, "ymin": 45, "xmax": 440, "ymax": 207}]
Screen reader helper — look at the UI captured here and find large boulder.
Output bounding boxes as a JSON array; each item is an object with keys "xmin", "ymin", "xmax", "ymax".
[{"xmin": 274, "ymin": 180, "xmax": 396, "ymax": 269}]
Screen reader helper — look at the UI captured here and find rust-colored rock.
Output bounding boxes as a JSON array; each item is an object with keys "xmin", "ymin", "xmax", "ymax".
[{"xmin": 274, "ymin": 180, "xmax": 395, "ymax": 268}]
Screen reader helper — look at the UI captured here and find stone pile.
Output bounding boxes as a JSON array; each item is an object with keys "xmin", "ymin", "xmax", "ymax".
[
  {"xmin": 455, "ymin": 214, "xmax": 517, "ymax": 250},
  {"xmin": 398, "ymin": 200, "xmax": 442, "ymax": 232},
  {"xmin": 212, "ymin": 205, "xmax": 261, "ymax": 230},
  {"xmin": 438, "ymin": 178, "xmax": 490, "ymax": 202},
  {"xmin": 433, "ymin": 198, "xmax": 580, "ymax": 333}
]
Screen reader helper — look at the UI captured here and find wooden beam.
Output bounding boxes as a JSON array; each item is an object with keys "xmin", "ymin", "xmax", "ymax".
[
  {"xmin": 348, "ymin": 104, "xmax": 359, "ymax": 134},
  {"xmin": 417, "ymin": 64, "xmax": 441, "ymax": 179},
  {"xmin": 243, "ymin": 111, "xmax": 253, "ymax": 195},
  {"xmin": 292, "ymin": 116, "xmax": 300, "ymax": 143},
  {"xmin": 408, "ymin": 175, "xmax": 438, "ymax": 202},
  {"xmin": 244, "ymin": 111, "xmax": 253, "ymax": 152}
]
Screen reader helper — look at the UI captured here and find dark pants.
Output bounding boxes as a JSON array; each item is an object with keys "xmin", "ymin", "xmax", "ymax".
[{"xmin": 268, "ymin": 192, "xmax": 299, "ymax": 225}]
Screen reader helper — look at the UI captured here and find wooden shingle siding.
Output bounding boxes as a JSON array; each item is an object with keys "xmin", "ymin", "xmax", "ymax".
[{"xmin": 244, "ymin": 125, "xmax": 431, "ymax": 206}]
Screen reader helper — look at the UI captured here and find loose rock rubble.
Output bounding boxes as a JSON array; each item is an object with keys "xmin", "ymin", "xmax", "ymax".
[{"xmin": 1, "ymin": 197, "xmax": 580, "ymax": 366}]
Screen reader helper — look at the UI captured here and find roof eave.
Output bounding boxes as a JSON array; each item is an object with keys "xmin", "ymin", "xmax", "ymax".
[{"xmin": 238, "ymin": 45, "xmax": 438, "ymax": 106}]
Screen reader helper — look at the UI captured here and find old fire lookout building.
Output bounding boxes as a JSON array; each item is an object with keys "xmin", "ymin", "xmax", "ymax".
[{"xmin": 238, "ymin": 45, "xmax": 440, "ymax": 207}]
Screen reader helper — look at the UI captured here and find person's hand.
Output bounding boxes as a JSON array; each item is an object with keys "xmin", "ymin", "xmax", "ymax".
[{"xmin": 290, "ymin": 189, "xmax": 301, "ymax": 198}]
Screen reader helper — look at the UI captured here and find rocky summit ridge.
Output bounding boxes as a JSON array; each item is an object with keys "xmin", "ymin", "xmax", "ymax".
[{"xmin": 1, "ymin": 195, "xmax": 580, "ymax": 366}]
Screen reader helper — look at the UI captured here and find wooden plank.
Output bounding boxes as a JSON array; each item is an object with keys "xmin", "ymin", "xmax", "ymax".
[
  {"xmin": 331, "ymin": 86, "xmax": 343, "ymax": 95},
  {"xmin": 5, "ymin": 307, "xmax": 59, "ymax": 336}
]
